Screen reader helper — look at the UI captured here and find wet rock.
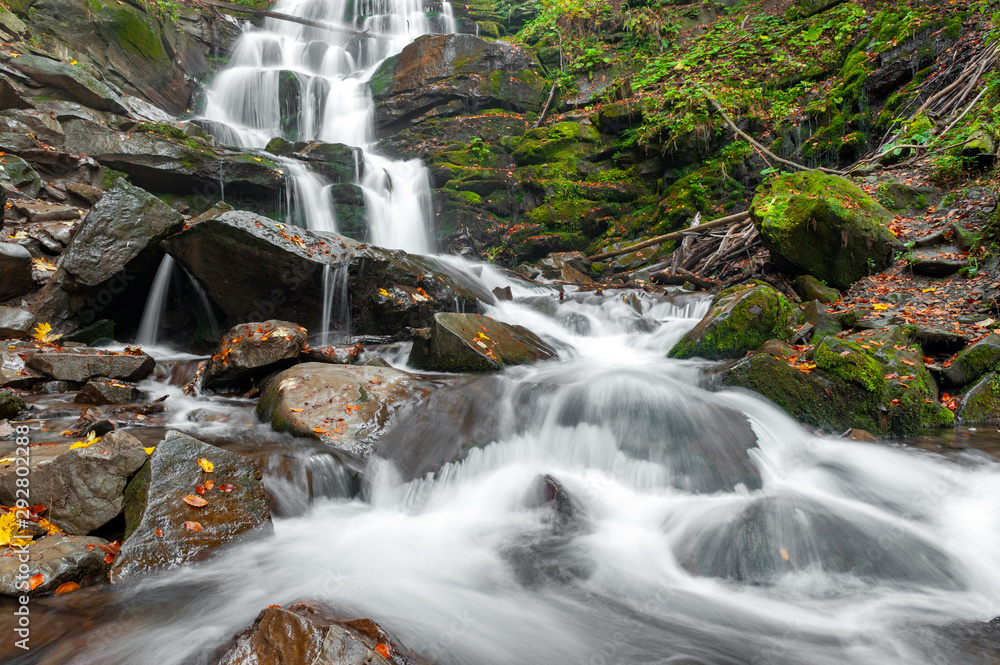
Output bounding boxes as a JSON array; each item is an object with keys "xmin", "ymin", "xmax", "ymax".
[
  {"xmin": 750, "ymin": 172, "xmax": 897, "ymax": 289},
  {"xmin": 0, "ymin": 154, "xmax": 42, "ymax": 197},
  {"xmin": 842, "ymin": 428, "xmax": 878, "ymax": 442},
  {"xmin": 533, "ymin": 251, "xmax": 593, "ymax": 283},
  {"xmin": 0, "ymin": 307, "xmax": 34, "ymax": 339},
  {"xmin": 0, "ymin": 390, "xmax": 24, "ymax": 420},
  {"xmin": 9, "ymin": 54, "xmax": 128, "ymax": 114},
  {"xmin": 942, "ymin": 334, "xmax": 1000, "ymax": 388},
  {"xmin": 794, "ymin": 275, "xmax": 839, "ymax": 304},
  {"xmin": 0, "ymin": 352, "xmax": 43, "ymax": 389},
  {"xmin": 111, "ymin": 430, "xmax": 272, "ymax": 583},
  {"xmin": 257, "ymin": 363, "xmax": 433, "ymax": 457},
  {"xmin": 66, "ymin": 182, "xmax": 104, "ymax": 205},
  {"xmin": 203, "ymin": 320, "xmax": 308, "ymax": 390},
  {"xmin": 0, "ymin": 535, "xmax": 111, "ymax": 596},
  {"xmin": 10, "ymin": 201, "xmax": 80, "ymax": 223},
  {"xmin": 220, "ymin": 602, "xmax": 415, "ymax": 665},
  {"xmin": 911, "ymin": 255, "xmax": 966, "ymax": 277},
  {"xmin": 64, "ymin": 319, "xmax": 115, "ymax": 346},
  {"xmin": 75, "ymin": 378, "xmax": 141, "ymax": 405},
  {"xmin": 956, "ymin": 372, "xmax": 1000, "ymax": 426},
  {"xmin": 303, "ymin": 344, "xmax": 363, "ymax": 365},
  {"xmin": 370, "ymin": 33, "xmax": 545, "ymax": 132},
  {"xmin": 410, "ymin": 312, "xmax": 556, "ymax": 372},
  {"xmin": 163, "ymin": 210, "xmax": 489, "ymax": 335},
  {"xmin": 26, "ymin": 348, "xmax": 155, "ymax": 383},
  {"xmin": 669, "ymin": 283, "xmax": 795, "ymax": 360},
  {"xmin": 0, "ymin": 430, "xmax": 147, "ymax": 534},
  {"xmin": 0, "ymin": 243, "xmax": 33, "ymax": 301}
]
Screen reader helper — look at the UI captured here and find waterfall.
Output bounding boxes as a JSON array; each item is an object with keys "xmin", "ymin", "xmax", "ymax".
[
  {"xmin": 319, "ymin": 263, "xmax": 350, "ymax": 346},
  {"xmin": 441, "ymin": 1, "xmax": 457, "ymax": 34},
  {"xmin": 136, "ymin": 255, "xmax": 175, "ymax": 346},
  {"xmin": 198, "ymin": 0, "xmax": 453, "ymax": 252},
  {"xmin": 185, "ymin": 269, "xmax": 222, "ymax": 339}
]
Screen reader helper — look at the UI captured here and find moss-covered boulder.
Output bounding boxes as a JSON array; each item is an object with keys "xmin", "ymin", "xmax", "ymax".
[
  {"xmin": 957, "ymin": 372, "xmax": 1000, "ymax": 426},
  {"xmin": 669, "ymin": 283, "xmax": 795, "ymax": 360},
  {"xmin": 795, "ymin": 275, "xmax": 840, "ymax": 303},
  {"xmin": 943, "ymin": 334, "xmax": 1000, "ymax": 388},
  {"xmin": 0, "ymin": 390, "xmax": 25, "ymax": 420},
  {"xmin": 410, "ymin": 313, "xmax": 557, "ymax": 372},
  {"xmin": 750, "ymin": 172, "xmax": 897, "ymax": 289}
]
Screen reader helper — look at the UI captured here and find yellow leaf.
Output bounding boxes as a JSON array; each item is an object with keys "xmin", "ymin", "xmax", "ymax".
[
  {"xmin": 872, "ymin": 304, "xmax": 889, "ymax": 311},
  {"xmin": 69, "ymin": 432, "xmax": 101, "ymax": 450},
  {"xmin": 922, "ymin": 288, "xmax": 936, "ymax": 293},
  {"xmin": 780, "ymin": 548, "xmax": 790, "ymax": 561},
  {"xmin": 197, "ymin": 458, "xmax": 214, "ymax": 473},
  {"xmin": 32, "ymin": 322, "xmax": 52, "ymax": 343},
  {"xmin": 143, "ymin": 447, "xmax": 155, "ymax": 455},
  {"xmin": 36, "ymin": 517, "xmax": 61, "ymax": 536},
  {"xmin": 0, "ymin": 511, "xmax": 21, "ymax": 547},
  {"xmin": 378, "ymin": 288, "xmax": 391, "ymax": 297}
]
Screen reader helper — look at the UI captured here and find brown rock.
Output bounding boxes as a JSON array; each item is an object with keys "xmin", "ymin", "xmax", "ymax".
[{"xmin": 203, "ymin": 320, "xmax": 308, "ymax": 389}]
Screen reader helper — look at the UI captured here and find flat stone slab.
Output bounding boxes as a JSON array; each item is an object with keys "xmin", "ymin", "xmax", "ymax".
[
  {"xmin": 11, "ymin": 201, "xmax": 81, "ymax": 223},
  {"xmin": 26, "ymin": 348, "xmax": 155, "ymax": 383}
]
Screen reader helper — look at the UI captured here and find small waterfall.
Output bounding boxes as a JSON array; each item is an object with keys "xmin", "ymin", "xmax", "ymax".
[
  {"xmin": 136, "ymin": 255, "xmax": 176, "ymax": 346},
  {"xmin": 319, "ymin": 263, "xmax": 350, "ymax": 346},
  {"xmin": 185, "ymin": 269, "xmax": 222, "ymax": 339},
  {"xmin": 281, "ymin": 157, "xmax": 338, "ymax": 233},
  {"xmin": 441, "ymin": 1, "xmax": 457, "ymax": 34},
  {"xmin": 361, "ymin": 153, "xmax": 434, "ymax": 253}
]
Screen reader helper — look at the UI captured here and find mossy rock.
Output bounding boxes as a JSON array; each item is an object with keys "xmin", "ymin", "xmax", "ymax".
[
  {"xmin": 813, "ymin": 336, "xmax": 886, "ymax": 396},
  {"xmin": 511, "ymin": 121, "xmax": 599, "ymax": 168},
  {"xmin": 795, "ymin": 275, "xmax": 839, "ymax": 303},
  {"xmin": 669, "ymin": 283, "xmax": 795, "ymax": 360},
  {"xmin": 0, "ymin": 390, "xmax": 25, "ymax": 419},
  {"xmin": 750, "ymin": 172, "xmax": 897, "ymax": 290},
  {"xmin": 957, "ymin": 371, "xmax": 1000, "ymax": 426},
  {"xmin": 410, "ymin": 313, "xmax": 556, "ymax": 372},
  {"xmin": 943, "ymin": 334, "xmax": 1000, "ymax": 388}
]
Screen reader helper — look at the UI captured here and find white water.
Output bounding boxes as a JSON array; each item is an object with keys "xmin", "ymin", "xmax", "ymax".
[
  {"xmin": 319, "ymin": 262, "xmax": 350, "ymax": 346},
  {"xmin": 135, "ymin": 255, "xmax": 175, "ymax": 346}
]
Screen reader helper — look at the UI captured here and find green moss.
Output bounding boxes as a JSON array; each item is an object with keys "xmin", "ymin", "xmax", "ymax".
[
  {"xmin": 813, "ymin": 337, "xmax": 885, "ymax": 396},
  {"xmin": 108, "ymin": 6, "xmax": 168, "ymax": 64},
  {"xmin": 102, "ymin": 168, "xmax": 129, "ymax": 189}
]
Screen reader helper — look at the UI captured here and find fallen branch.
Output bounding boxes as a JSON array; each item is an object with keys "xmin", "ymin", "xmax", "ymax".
[
  {"xmin": 534, "ymin": 80, "xmax": 560, "ymax": 128},
  {"xmin": 700, "ymin": 88, "xmax": 845, "ymax": 176},
  {"xmin": 588, "ymin": 211, "xmax": 751, "ymax": 261},
  {"xmin": 939, "ymin": 84, "xmax": 991, "ymax": 139},
  {"xmin": 199, "ymin": 0, "xmax": 375, "ymax": 38},
  {"xmin": 651, "ymin": 267, "xmax": 718, "ymax": 290}
]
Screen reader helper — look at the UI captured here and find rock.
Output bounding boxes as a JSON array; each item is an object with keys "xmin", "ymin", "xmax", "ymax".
[
  {"xmin": 842, "ymin": 428, "xmax": 878, "ymax": 442},
  {"xmin": 75, "ymin": 378, "xmax": 141, "ymax": 405},
  {"xmin": 219, "ymin": 602, "xmax": 412, "ymax": 665},
  {"xmin": 111, "ymin": 431, "xmax": 272, "ymax": 583},
  {"xmin": 0, "ymin": 390, "xmax": 24, "ymax": 419},
  {"xmin": 10, "ymin": 201, "xmax": 81, "ymax": 223},
  {"xmin": 26, "ymin": 348, "xmax": 155, "ymax": 383},
  {"xmin": 203, "ymin": 320, "xmax": 308, "ymax": 389},
  {"xmin": 370, "ymin": 34, "xmax": 545, "ymax": 131},
  {"xmin": 957, "ymin": 372, "xmax": 1000, "ymax": 426},
  {"xmin": 410, "ymin": 313, "xmax": 556, "ymax": 372},
  {"xmin": 794, "ymin": 275, "xmax": 839, "ymax": 304},
  {"xmin": 66, "ymin": 182, "xmax": 104, "ymax": 205},
  {"xmin": 911, "ymin": 256, "xmax": 966, "ymax": 277},
  {"xmin": 257, "ymin": 363, "xmax": 433, "ymax": 457},
  {"xmin": 750, "ymin": 172, "xmax": 897, "ymax": 289},
  {"xmin": 0, "ymin": 352, "xmax": 43, "ymax": 389},
  {"xmin": 303, "ymin": 344, "xmax": 363, "ymax": 365},
  {"xmin": 9, "ymin": 54, "xmax": 129, "ymax": 114},
  {"xmin": 64, "ymin": 319, "xmax": 115, "ymax": 346},
  {"xmin": 0, "ymin": 243, "xmax": 33, "ymax": 301},
  {"xmin": 57, "ymin": 178, "xmax": 183, "ymax": 288},
  {"xmin": 0, "ymin": 154, "xmax": 42, "ymax": 197},
  {"xmin": 533, "ymin": 251, "xmax": 594, "ymax": 283},
  {"xmin": 0, "ymin": 430, "xmax": 147, "ymax": 534},
  {"xmin": 942, "ymin": 334, "xmax": 1000, "ymax": 388},
  {"xmin": 799, "ymin": 300, "xmax": 842, "ymax": 342},
  {"xmin": 163, "ymin": 210, "xmax": 489, "ymax": 335},
  {"xmin": 950, "ymin": 220, "xmax": 980, "ymax": 252},
  {"xmin": 669, "ymin": 283, "xmax": 795, "ymax": 360},
  {"xmin": 0, "ymin": 535, "xmax": 111, "ymax": 596},
  {"xmin": 0, "ymin": 307, "xmax": 34, "ymax": 339}
]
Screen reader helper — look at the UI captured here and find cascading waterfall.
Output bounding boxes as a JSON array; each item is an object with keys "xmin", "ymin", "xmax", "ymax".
[
  {"xmin": 136, "ymin": 255, "xmax": 175, "ymax": 346},
  {"xmin": 319, "ymin": 263, "xmax": 350, "ymax": 346}
]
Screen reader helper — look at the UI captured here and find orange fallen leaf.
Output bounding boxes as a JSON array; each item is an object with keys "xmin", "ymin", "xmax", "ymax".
[
  {"xmin": 28, "ymin": 574, "xmax": 44, "ymax": 590},
  {"xmin": 196, "ymin": 484, "xmax": 206, "ymax": 495},
  {"xmin": 183, "ymin": 495, "xmax": 208, "ymax": 508},
  {"xmin": 54, "ymin": 582, "xmax": 80, "ymax": 594},
  {"xmin": 290, "ymin": 408, "xmax": 304, "ymax": 412},
  {"xmin": 204, "ymin": 480, "xmax": 215, "ymax": 490},
  {"xmin": 154, "ymin": 528, "xmax": 164, "ymax": 537},
  {"xmin": 183, "ymin": 521, "xmax": 203, "ymax": 532},
  {"xmin": 375, "ymin": 644, "xmax": 391, "ymax": 658}
]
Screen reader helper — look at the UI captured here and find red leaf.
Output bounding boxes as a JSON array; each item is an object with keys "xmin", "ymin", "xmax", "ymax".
[
  {"xmin": 217, "ymin": 483, "xmax": 236, "ymax": 493},
  {"xmin": 183, "ymin": 521, "xmax": 203, "ymax": 532}
]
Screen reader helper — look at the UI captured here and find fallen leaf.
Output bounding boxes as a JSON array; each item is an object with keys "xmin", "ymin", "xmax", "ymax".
[
  {"xmin": 197, "ymin": 458, "xmax": 214, "ymax": 473},
  {"xmin": 204, "ymin": 480, "xmax": 214, "ymax": 490},
  {"xmin": 154, "ymin": 528, "xmax": 164, "ymax": 537},
  {"xmin": 780, "ymin": 548, "xmax": 789, "ymax": 561},
  {"xmin": 54, "ymin": 582, "xmax": 80, "ymax": 594},
  {"xmin": 375, "ymin": 644, "xmax": 391, "ymax": 658},
  {"xmin": 183, "ymin": 521, "xmax": 203, "ymax": 532},
  {"xmin": 196, "ymin": 484, "xmax": 206, "ymax": 495},
  {"xmin": 143, "ymin": 447, "xmax": 155, "ymax": 455},
  {"xmin": 217, "ymin": 483, "xmax": 235, "ymax": 493},
  {"xmin": 28, "ymin": 574, "xmax": 44, "ymax": 591},
  {"xmin": 183, "ymin": 495, "xmax": 208, "ymax": 508}
]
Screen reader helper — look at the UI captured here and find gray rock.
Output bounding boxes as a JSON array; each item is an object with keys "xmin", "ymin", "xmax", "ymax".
[
  {"xmin": 0, "ymin": 535, "xmax": 110, "ymax": 596},
  {"xmin": 410, "ymin": 312, "xmax": 556, "ymax": 372},
  {"xmin": 9, "ymin": 54, "xmax": 128, "ymax": 114},
  {"xmin": 0, "ymin": 430, "xmax": 148, "ymax": 534},
  {"xmin": 111, "ymin": 431, "xmax": 272, "ymax": 583},
  {"xmin": 26, "ymin": 348, "xmax": 155, "ymax": 383},
  {"xmin": 203, "ymin": 320, "xmax": 308, "ymax": 389},
  {"xmin": 75, "ymin": 378, "xmax": 141, "ymax": 405},
  {"xmin": 0, "ymin": 307, "xmax": 34, "ymax": 339},
  {"xmin": 10, "ymin": 201, "xmax": 80, "ymax": 223},
  {"xmin": 0, "ymin": 243, "xmax": 33, "ymax": 301},
  {"xmin": 0, "ymin": 351, "xmax": 44, "ymax": 389},
  {"xmin": 0, "ymin": 154, "xmax": 41, "ymax": 197},
  {"xmin": 58, "ymin": 178, "xmax": 183, "ymax": 288}
]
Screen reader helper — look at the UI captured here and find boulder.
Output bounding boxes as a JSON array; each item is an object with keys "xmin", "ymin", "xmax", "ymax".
[
  {"xmin": 533, "ymin": 251, "xmax": 593, "ymax": 283},
  {"xmin": 794, "ymin": 275, "xmax": 839, "ymax": 304},
  {"xmin": 0, "ymin": 243, "xmax": 33, "ymax": 301},
  {"xmin": 410, "ymin": 313, "xmax": 556, "ymax": 372},
  {"xmin": 0, "ymin": 154, "xmax": 42, "ymax": 197},
  {"xmin": 0, "ymin": 390, "xmax": 24, "ymax": 420},
  {"xmin": 75, "ymin": 378, "xmax": 141, "ymax": 405},
  {"xmin": 0, "ymin": 307, "xmax": 34, "ymax": 339},
  {"xmin": 0, "ymin": 352, "xmax": 43, "ymax": 389},
  {"xmin": 0, "ymin": 430, "xmax": 148, "ymax": 534},
  {"xmin": 943, "ymin": 334, "xmax": 1000, "ymax": 388},
  {"xmin": 26, "ymin": 348, "xmax": 155, "ymax": 383},
  {"xmin": 750, "ymin": 172, "xmax": 897, "ymax": 289},
  {"xmin": 163, "ymin": 210, "xmax": 490, "ymax": 335},
  {"xmin": 956, "ymin": 372, "xmax": 1000, "ymax": 426},
  {"xmin": 111, "ymin": 431, "xmax": 272, "ymax": 583},
  {"xmin": 0, "ymin": 535, "xmax": 111, "ymax": 596},
  {"xmin": 370, "ymin": 34, "xmax": 545, "ymax": 131},
  {"xmin": 8, "ymin": 54, "xmax": 129, "ymax": 114},
  {"xmin": 257, "ymin": 363, "xmax": 433, "ymax": 457},
  {"xmin": 10, "ymin": 201, "xmax": 80, "ymax": 223},
  {"xmin": 203, "ymin": 320, "xmax": 308, "ymax": 389},
  {"xmin": 219, "ymin": 602, "xmax": 415, "ymax": 665},
  {"xmin": 669, "ymin": 283, "xmax": 795, "ymax": 360}
]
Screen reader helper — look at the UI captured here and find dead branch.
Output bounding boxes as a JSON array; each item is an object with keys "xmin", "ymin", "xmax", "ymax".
[
  {"xmin": 199, "ymin": 0, "xmax": 375, "ymax": 38},
  {"xmin": 587, "ymin": 211, "xmax": 750, "ymax": 261}
]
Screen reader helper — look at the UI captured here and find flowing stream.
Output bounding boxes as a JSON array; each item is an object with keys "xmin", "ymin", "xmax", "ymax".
[{"xmin": 56, "ymin": 1, "xmax": 1000, "ymax": 663}]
